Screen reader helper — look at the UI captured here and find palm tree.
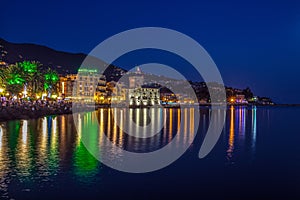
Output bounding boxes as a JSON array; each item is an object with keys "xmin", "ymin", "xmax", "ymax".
[
  {"xmin": 0, "ymin": 67, "xmax": 6, "ymax": 87},
  {"xmin": 19, "ymin": 61, "xmax": 45, "ymax": 97},
  {"xmin": 5, "ymin": 64, "xmax": 26, "ymax": 97},
  {"xmin": 44, "ymin": 68, "xmax": 59, "ymax": 97}
]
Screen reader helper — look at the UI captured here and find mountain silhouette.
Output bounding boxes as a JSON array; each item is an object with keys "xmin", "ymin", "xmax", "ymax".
[{"xmin": 0, "ymin": 38, "xmax": 125, "ymax": 81}]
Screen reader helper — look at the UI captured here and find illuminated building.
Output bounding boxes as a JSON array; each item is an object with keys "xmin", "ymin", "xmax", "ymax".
[
  {"xmin": 160, "ymin": 92, "xmax": 178, "ymax": 105},
  {"xmin": 58, "ymin": 69, "xmax": 107, "ymax": 102},
  {"xmin": 227, "ymin": 94, "xmax": 248, "ymax": 104},
  {"xmin": 127, "ymin": 67, "xmax": 160, "ymax": 107},
  {"xmin": 107, "ymin": 81, "xmax": 127, "ymax": 104},
  {"xmin": 236, "ymin": 94, "xmax": 248, "ymax": 104},
  {"xmin": 129, "ymin": 66, "xmax": 144, "ymax": 88},
  {"xmin": 128, "ymin": 86, "xmax": 160, "ymax": 107},
  {"xmin": 74, "ymin": 69, "xmax": 106, "ymax": 102},
  {"xmin": 58, "ymin": 74, "xmax": 77, "ymax": 99},
  {"xmin": 95, "ymin": 76, "xmax": 107, "ymax": 104}
]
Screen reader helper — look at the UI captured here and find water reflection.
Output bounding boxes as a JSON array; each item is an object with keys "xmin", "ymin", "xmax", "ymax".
[
  {"xmin": 74, "ymin": 113, "xmax": 99, "ymax": 179},
  {"xmin": 16, "ymin": 120, "xmax": 32, "ymax": 178},
  {"xmin": 36, "ymin": 117, "xmax": 49, "ymax": 178},
  {"xmin": 93, "ymin": 108, "xmax": 195, "ymax": 152},
  {"xmin": 227, "ymin": 106, "xmax": 235, "ymax": 160},
  {"xmin": 226, "ymin": 106, "xmax": 257, "ymax": 164},
  {"xmin": 251, "ymin": 106, "xmax": 257, "ymax": 158},
  {"xmin": 0, "ymin": 123, "xmax": 10, "ymax": 197},
  {"xmin": 0, "ymin": 107, "xmax": 261, "ymax": 198}
]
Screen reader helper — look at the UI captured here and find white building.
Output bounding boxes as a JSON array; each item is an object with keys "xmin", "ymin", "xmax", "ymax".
[{"xmin": 128, "ymin": 86, "xmax": 160, "ymax": 106}]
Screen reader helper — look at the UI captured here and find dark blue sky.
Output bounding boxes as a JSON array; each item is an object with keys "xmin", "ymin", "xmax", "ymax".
[{"xmin": 1, "ymin": 0, "xmax": 300, "ymax": 103}]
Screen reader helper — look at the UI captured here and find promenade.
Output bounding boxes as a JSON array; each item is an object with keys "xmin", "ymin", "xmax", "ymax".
[{"xmin": 0, "ymin": 100, "xmax": 72, "ymax": 121}]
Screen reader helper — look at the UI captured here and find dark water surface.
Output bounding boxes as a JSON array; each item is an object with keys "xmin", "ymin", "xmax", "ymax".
[{"xmin": 0, "ymin": 106, "xmax": 299, "ymax": 199}]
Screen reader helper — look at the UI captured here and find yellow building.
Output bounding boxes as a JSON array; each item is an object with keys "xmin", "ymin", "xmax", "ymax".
[
  {"xmin": 58, "ymin": 69, "xmax": 106, "ymax": 102},
  {"xmin": 58, "ymin": 74, "xmax": 77, "ymax": 99},
  {"xmin": 107, "ymin": 81, "xmax": 127, "ymax": 104}
]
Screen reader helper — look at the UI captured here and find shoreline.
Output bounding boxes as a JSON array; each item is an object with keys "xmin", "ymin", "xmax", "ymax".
[
  {"xmin": 1, "ymin": 103, "xmax": 299, "ymax": 122},
  {"xmin": 0, "ymin": 104, "xmax": 72, "ymax": 122}
]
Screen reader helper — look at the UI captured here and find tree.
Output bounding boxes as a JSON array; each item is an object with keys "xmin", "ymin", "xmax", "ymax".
[
  {"xmin": 0, "ymin": 67, "xmax": 6, "ymax": 87},
  {"xmin": 44, "ymin": 68, "xmax": 59, "ymax": 97},
  {"xmin": 19, "ymin": 61, "xmax": 44, "ymax": 97},
  {"xmin": 1, "ymin": 61, "xmax": 60, "ymax": 99},
  {"xmin": 5, "ymin": 64, "xmax": 26, "ymax": 97}
]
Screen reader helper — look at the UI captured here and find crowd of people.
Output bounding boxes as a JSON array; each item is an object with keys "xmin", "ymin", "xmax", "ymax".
[{"xmin": 0, "ymin": 97, "xmax": 72, "ymax": 121}]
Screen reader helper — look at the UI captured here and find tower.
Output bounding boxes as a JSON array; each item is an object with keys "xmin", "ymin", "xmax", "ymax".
[{"xmin": 129, "ymin": 66, "xmax": 144, "ymax": 88}]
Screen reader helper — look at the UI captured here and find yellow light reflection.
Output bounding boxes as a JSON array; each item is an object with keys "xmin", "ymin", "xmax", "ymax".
[
  {"xmin": 49, "ymin": 117, "xmax": 59, "ymax": 173},
  {"xmin": 37, "ymin": 118, "xmax": 48, "ymax": 175},
  {"xmin": 21, "ymin": 120, "xmax": 28, "ymax": 144},
  {"xmin": 0, "ymin": 125, "xmax": 3, "ymax": 150},
  {"xmin": 227, "ymin": 106, "xmax": 235, "ymax": 159},
  {"xmin": 143, "ymin": 108, "xmax": 147, "ymax": 138},
  {"xmin": 42, "ymin": 117, "xmax": 47, "ymax": 136},
  {"xmin": 136, "ymin": 109, "xmax": 140, "ymax": 137},
  {"xmin": 107, "ymin": 108, "xmax": 111, "ymax": 137},
  {"xmin": 59, "ymin": 116, "xmax": 67, "ymax": 161},
  {"xmin": 16, "ymin": 120, "xmax": 31, "ymax": 177},
  {"xmin": 163, "ymin": 108, "xmax": 167, "ymax": 143},
  {"xmin": 51, "ymin": 117, "xmax": 58, "ymax": 150},
  {"xmin": 189, "ymin": 108, "xmax": 195, "ymax": 142},
  {"xmin": 169, "ymin": 109, "xmax": 173, "ymax": 141},
  {"xmin": 118, "ymin": 109, "xmax": 124, "ymax": 146},
  {"xmin": 177, "ymin": 108, "xmax": 180, "ymax": 134},
  {"xmin": 77, "ymin": 114, "xmax": 82, "ymax": 145},
  {"xmin": 151, "ymin": 108, "xmax": 155, "ymax": 135},
  {"xmin": 184, "ymin": 108, "xmax": 188, "ymax": 137},
  {"xmin": 112, "ymin": 108, "xmax": 118, "ymax": 145}
]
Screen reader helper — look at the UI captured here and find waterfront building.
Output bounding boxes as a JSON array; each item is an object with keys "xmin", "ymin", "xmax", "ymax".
[
  {"xmin": 95, "ymin": 75, "xmax": 107, "ymax": 104},
  {"xmin": 59, "ymin": 68, "xmax": 107, "ymax": 102},
  {"xmin": 236, "ymin": 94, "xmax": 248, "ymax": 104},
  {"xmin": 128, "ymin": 86, "xmax": 160, "ymax": 106},
  {"xmin": 107, "ymin": 81, "xmax": 127, "ymax": 104},
  {"xmin": 127, "ymin": 67, "xmax": 160, "ymax": 107},
  {"xmin": 74, "ymin": 68, "xmax": 106, "ymax": 102},
  {"xmin": 58, "ymin": 74, "xmax": 77, "ymax": 99},
  {"xmin": 228, "ymin": 94, "xmax": 248, "ymax": 104},
  {"xmin": 160, "ymin": 92, "xmax": 178, "ymax": 105}
]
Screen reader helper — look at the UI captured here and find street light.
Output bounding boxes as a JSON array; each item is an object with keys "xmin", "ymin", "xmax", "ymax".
[
  {"xmin": 42, "ymin": 93, "xmax": 47, "ymax": 100},
  {"xmin": 0, "ymin": 88, "xmax": 4, "ymax": 98}
]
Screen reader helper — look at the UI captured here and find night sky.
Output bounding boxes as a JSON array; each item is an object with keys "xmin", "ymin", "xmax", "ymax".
[{"xmin": 1, "ymin": 0, "xmax": 300, "ymax": 103}]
